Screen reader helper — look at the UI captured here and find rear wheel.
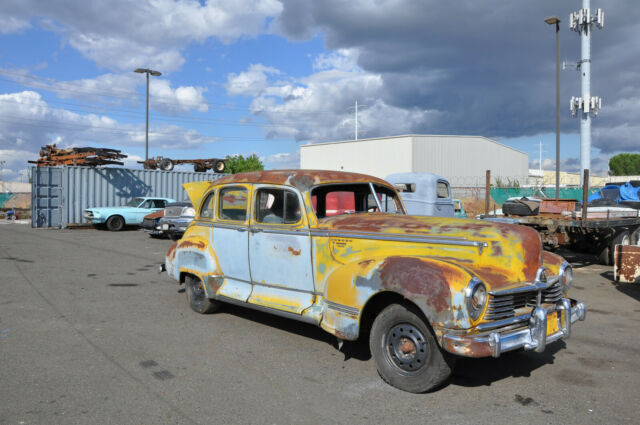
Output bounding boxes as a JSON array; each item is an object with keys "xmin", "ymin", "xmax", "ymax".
[
  {"xmin": 214, "ymin": 160, "xmax": 226, "ymax": 173},
  {"xmin": 106, "ymin": 215, "xmax": 125, "ymax": 231},
  {"xmin": 369, "ymin": 304, "xmax": 454, "ymax": 393},
  {"xmin": 600, "ymin": 230, "xmax": 630, "ymax": 265},
  {"xmin": 160, "ymin": 158, "xmax": 174, "ymax": 171},
  {"xmin": 185, "ymin": 275, "xmax": 220, "ymax": 314}
]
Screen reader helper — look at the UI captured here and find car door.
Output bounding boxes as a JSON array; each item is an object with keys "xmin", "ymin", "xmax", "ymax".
[
  {"xmin": 247, "ymin": 185, "xmax": 315, "ymax": 314},
  {"xmin": 211, "ymin": 185, "xmax": 253, "ymax": 302}
]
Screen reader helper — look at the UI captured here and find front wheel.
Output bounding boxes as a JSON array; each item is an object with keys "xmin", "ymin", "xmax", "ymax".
[
  {"xmin": 185, "ymin": 275, "xmax": 220, "ymax": 314},
  {"xmin": 106, "ymin": 215, "xmax": 125, "ymax": 231},
  {"xmin": 370, "ymin": 304, "xmax": 454, "ymax": 393}
]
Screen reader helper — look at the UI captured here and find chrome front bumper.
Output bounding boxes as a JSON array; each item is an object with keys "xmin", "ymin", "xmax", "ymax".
[{"xmin": 442, "ymin": 298, "xmax": 586, "ymax": 358}]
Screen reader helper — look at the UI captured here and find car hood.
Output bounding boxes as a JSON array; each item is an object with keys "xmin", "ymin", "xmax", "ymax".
[{"xmin": 317, "ymin": 213, "xmax": 543, "ymax": 288}]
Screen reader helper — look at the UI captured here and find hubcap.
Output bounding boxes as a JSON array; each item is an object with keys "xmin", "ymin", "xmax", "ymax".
[{"xmin": 385, "ymin": 323, "xmax": 429, "ymax": 374}]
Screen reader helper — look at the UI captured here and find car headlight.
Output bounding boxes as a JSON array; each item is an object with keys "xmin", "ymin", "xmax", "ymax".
[
  {"xmin": 560, "ymin": 263, "xmax": 573, "ymax": 294},
  {"xmin": 465, "ymin": 277, "xmax": 487, "ymax": 320},
  {"xmin": 183, "ymin": 207, "xmax": 195, "ymax": 217}
]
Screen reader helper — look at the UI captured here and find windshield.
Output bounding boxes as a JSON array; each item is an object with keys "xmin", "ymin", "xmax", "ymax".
[
  {"xmin": 310, "ymin": 183, "xmax": 405, "ymax": 219},
  {"xmin": 125, "ymin": 197, "xmax": 144, "ymax": 207}
]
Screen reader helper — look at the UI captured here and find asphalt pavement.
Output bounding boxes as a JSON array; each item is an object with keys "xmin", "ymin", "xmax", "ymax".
[{"xmin": 1, "ymin": 223, "xmax": 639, "ymax": 424}]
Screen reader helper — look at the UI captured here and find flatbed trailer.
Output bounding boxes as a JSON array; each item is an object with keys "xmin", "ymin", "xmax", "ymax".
[
  {"xmin": 480, "ymin": 169, "xmax": 640, "ymax": 265},
  {"xmin": 138, "ymin": 156, "xmax": 226, "ymax": 173}
]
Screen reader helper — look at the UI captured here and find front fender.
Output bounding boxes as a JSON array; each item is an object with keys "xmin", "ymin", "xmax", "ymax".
[{"xmin": 323, "ymin": 256, "xmax": 475, "ymax": 340}]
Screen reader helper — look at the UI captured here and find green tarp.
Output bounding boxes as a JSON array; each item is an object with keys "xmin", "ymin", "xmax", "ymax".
[{"xmin": 489, "ymin": 187, "xmax": 601, "ymax": 206}]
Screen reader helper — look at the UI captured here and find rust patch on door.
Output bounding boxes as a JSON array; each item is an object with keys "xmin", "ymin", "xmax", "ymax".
[{"xmin": 288, "ymin": 246, "xmax": 301, "ymax": 256}]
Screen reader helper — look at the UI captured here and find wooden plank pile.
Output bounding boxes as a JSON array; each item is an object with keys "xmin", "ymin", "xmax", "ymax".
[{"xmin": 28, "ymin": 144, "xmax": 127, "ymax": 167}]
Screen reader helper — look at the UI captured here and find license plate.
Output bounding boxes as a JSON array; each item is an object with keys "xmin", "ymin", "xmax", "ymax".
[
  {"xmin": 546, "ymin": 311, "xmax": 559, "ymax": 335},
  {"xmin": 162, "ymin": 224, "xmax": 169, "ymax": 230}
]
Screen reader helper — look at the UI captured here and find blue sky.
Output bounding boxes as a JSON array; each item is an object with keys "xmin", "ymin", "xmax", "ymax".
[{"xmin": 0, "ymin": 0, "xmax": 637, "ymax": 182}]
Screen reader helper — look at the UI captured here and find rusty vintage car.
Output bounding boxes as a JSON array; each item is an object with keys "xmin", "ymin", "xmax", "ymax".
[{"xmin": 161, "ymin": 170, "xmax": 586, "ymax": 393}]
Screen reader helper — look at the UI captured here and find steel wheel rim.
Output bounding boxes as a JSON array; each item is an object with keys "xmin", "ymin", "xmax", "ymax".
[
  {"xmin": 190, "ymin": 279, "xmax": 205, "ymax": 303},
  {"xmin": 384, "ymin": 323, "xmax": 429, "ymax": 375},
  {"xmin": 112, "ymin": 216, "xmax": 123, "ymax": 229}
]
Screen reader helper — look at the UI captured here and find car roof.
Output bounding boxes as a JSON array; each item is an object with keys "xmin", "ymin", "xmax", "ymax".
[{"xmin": 210, "ymin": 169, "xmax": 392, "ymax": 192}]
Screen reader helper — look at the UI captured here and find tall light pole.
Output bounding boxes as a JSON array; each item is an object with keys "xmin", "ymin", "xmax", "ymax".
[
  {"xmin": 545, "ymin": 16, "xmax": 561, "ymax": 199},
  {"xmin": 134, "ymin": 68, "xmax": 162, "ymax": 163}
]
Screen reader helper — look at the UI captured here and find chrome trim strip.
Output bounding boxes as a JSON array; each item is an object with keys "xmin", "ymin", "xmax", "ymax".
[
  {"xmin": 193, "ymin": 220, "xmax": 487, "ymax": 248},
  {"xmin": 309, "ymin": 230, "xmax": 487, "ymax": 249},
  {"xmin": 215, "ymin": 295, "xmax": 320, "ymax": 325},
  {"xmin": 250, "ymin": 226, "xmax": 310, "ymax": 236},
  {"xmin": 325, "ymin": 300, "xmax": 360, "ymax": 316},
  {"xmin": 476, "ymin": 313, "xmax": 532, "ymax": 331}
]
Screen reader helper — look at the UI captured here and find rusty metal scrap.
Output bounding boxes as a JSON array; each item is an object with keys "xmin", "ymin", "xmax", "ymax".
[
  {"xmin": 614, "ymin": 245, "xmax": 640, "ymax": 283},
  {"xmin": 28, "ymin": 144, "xmax": 127, "ymax": 167}
]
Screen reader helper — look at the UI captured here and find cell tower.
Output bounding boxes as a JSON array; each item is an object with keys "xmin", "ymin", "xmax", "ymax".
[{"xmin": 569, "ymin": 0, "xmax": 604, "ymax": 180}]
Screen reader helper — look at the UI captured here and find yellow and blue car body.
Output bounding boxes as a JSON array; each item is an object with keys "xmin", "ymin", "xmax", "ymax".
[{"xmin": 162, "ymin": 170, "xmax": 585, "ymax": 392}]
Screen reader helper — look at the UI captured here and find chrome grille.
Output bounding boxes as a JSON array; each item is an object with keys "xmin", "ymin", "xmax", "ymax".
[
  {"xmin": 485, "ymin": 281, "xmax": 563, "ymax": 320},
  {"xmin": 164, "ymin": 206, "xmax": 184, "ymax": 217}
]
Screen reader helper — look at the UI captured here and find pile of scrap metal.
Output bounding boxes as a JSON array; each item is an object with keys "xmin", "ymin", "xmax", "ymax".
[
  {"xmin": 28, "ymin": 144, "xmax": 127, "ymax": 167},
  {"xmin": 138, "ymin": 156, "xmax": 226, "ymax": 173}
]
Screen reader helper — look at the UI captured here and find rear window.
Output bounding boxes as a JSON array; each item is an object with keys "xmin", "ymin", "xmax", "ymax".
[
  {"xmin": 437, "ymin": 182, "xmax": 450, "ymax": 199},
  {"xmin": 311, "ymin": 183, "xmax": 403, "ymax": 219}
]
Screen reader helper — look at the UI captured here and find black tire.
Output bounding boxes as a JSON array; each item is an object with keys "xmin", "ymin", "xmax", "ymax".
[
  {"xmin": 214, "ymin": 160, "xmax": 226, "ymax": 173},
  {"xmin": 600, "ymin": 230, "xmax": 631, "ymax": 265},
  {"xmin": 502, "ymin": 201, "xmax": 537, "ymax": 216},
  {"xmin": 185, "ymin": 275, "xmax": 220, "ymax": 314},
  {"xmin": 160, "ymin": 158, "xmax": 174, "ymax": 171},
  {"xmin": 369, "ymin": 304, "xmax": 454, "ymax": 393},
  {"xmin": 106, "ymin": 215, "xmax": 125, "ymax": 231},
  {"xmin": 169, "ymin": 232, "xmax": 181, "ymax": 241},
  {"xmin": 631, "ymin": 227, "xmax": 640, "ymax": 245}
]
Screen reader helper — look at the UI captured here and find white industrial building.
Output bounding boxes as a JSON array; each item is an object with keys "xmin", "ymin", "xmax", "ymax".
[{"xmin": 300, "ymin": 134, "xmax": 529, "ymax": 186}]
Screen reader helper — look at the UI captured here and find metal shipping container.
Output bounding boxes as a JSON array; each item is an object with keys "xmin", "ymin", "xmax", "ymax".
[{"xmin": 32, "ymin": 166, "xmax": 222, "ymax": 228}]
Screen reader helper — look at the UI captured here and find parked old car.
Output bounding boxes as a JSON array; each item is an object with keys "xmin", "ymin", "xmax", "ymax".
[
  {"xmin": 161, "ymin": 170, "xmax": 585, "ymax": 393},
  {"xmin": 158, "ymin": 201, "xmax": 195, "ymax": 240},
  {"xmin": 140, "ymin": 210, "xmax": 165, "ymax": 237},
  {"xmin": 84, "ymin": 197, "xmax": 175, "ymax": 231}
]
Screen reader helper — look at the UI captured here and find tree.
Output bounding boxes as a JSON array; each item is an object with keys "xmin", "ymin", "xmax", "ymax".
[
  {"xmin": 223, "ymin": 154, "xmax": 264, "ymax": 174},
  {"xmin": 608, "ymin": 153, "xmax": 640, "ymax": 176}
]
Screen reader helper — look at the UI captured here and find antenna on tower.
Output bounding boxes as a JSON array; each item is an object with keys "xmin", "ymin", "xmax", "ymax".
[{"xmin": 569, "ymin": 0, "xmax": 604, "ymax": 181}]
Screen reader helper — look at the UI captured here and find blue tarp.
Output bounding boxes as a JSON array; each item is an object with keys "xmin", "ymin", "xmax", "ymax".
[{"xmin": 588, "ymin": 182, "xmax": 640, "ymax": 203}]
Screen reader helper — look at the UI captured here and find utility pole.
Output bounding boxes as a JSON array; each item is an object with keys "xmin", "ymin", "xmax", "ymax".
[
  {"xmin": 355, "ymin": 100, "xmax": 358, "ymax": 140},
  {"xmin": 570, "ymin": 1, "xmax": 604, "ymax": 184},
  {"xmin": 545, "ymin": 15, "xmax": 561, "ymax": 199},
  {"xmin": 134, "ymin": 68, "xmax": 162, "ymax": 163}
]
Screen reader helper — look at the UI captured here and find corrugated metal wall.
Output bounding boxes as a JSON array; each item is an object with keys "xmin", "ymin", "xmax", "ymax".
[
  {"xmin": 32, "ymin": 166, "xmax": 222, "ymax": 228},
  {"xmin": 300, "ymin": 135, "xmax": 529, "ymax": 185}
]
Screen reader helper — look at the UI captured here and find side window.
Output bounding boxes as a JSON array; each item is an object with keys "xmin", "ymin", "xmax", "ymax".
[
  {"xmin": 255, "ymin": 188, "xmax": 302, "ymax": 225},
  {"xmin": 152, "ymin": 199, "xmax": 166, "ymax": 208},
  {"xmin": 200, "ymin": 191, "xmax": 216, "ymax": 219},
  {"xmin": 437, "ymin": 182, "xmax": 450, "ymax": 199},
  {"xmin": 219, "ymin": 187, "xmax": 248, "ymax": 221},
  {"xmin": 142, "ymin": 200, "xmax": 153, "ymax": 208}
]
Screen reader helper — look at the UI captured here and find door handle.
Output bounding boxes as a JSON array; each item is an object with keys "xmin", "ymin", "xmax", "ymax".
[
  {"xmin": 236, "ymin": 227, "xmax": 248, "ymax": 232},
  {"xmin": 249, "ymin": 227, "xmax": 263, "ymax": 233}
]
